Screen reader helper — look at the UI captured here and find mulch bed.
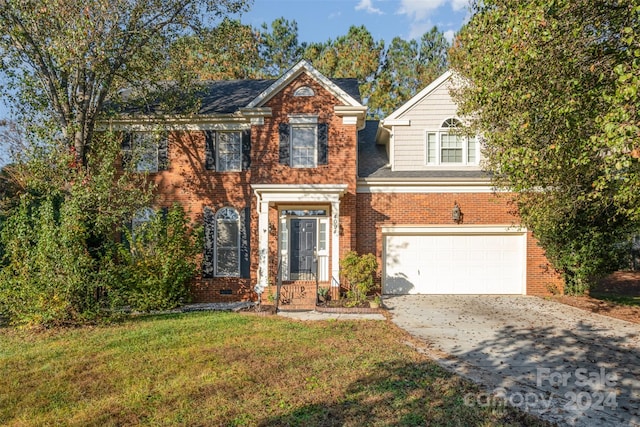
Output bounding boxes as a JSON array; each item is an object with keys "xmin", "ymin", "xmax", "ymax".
[{"xmin": 549, "ymin": 271, "xmax": 640, "ymax": 324}]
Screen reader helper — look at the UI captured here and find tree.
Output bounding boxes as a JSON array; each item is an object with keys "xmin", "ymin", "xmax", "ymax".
[
  {"xmin": 259, "ymin": 17, "xmax": 305, "ymax": 77},
  {"xmin": 304, "ymin": 26, "xmax": 384, "ymax": 105},
  {"xmin": 166, "ymin": 18, "xmax": 261, "ymax": 80},
  {"xmin": 449, "ymin": 0, "xmax": 640, "ymax": 292},
  {"xmin": 368, "ymin": 27, "xmax": 449, "ymax": 117},
  {"xmin": 0, "ymin": 0, "xmax": 249, "ymax": 165}
]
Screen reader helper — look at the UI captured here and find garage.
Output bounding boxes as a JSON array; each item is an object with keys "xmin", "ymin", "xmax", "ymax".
[{"xmin": 383, "ymin": 227, "xmax": 526, "ymax": 295}]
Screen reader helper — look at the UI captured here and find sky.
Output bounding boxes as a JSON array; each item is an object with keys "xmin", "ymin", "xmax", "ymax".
[{"xmin": 238, "ymin": 0, "xmax": 471, "ymax": 43}]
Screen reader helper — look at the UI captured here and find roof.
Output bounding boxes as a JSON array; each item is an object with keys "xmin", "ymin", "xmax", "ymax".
[
  {"xmin": 357, "ymin": 120, "xmax": 490, "ymax": 180},
  {"xmin": 113, "ymin": 73, "xmax": 361, "ymax": 116},
  {"xmin": 246, "ymin": 60, "xmax": 363, "ymax": 108}
]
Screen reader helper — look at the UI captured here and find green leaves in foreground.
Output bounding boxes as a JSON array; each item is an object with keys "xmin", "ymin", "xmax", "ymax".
[{"xmin": 450, "ymin": 0, "xmax": 640, "ymax": 292}]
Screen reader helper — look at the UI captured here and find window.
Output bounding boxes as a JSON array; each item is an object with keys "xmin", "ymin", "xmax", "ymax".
[
  {"xmin": 122, "ymin": 131, "xmax": 168, "ymax": 172},
  {"xmin": 215, "ymin": 207, "xmax": 240, "ymax": 277},
  {"xmin": 278, "ymin": 121, "xmax": 328, "ymax": 167},
  {"xmin": 216, "ymin": 132, "xmax": 241, "ymax": 172},
  {"xmin": 204, "ymin": 130, "xmax": 250, "ymax": 172},
  {"xmin": 426, "ymin": 118, "xmax": 478, "ymax": 165},
  {"xmin": 294, "ymin": 86, "xmax": 315, "ymax": 97},
  {"xmin": 291, "ymin": 124, "xmax": 317, "ymax": 167}
]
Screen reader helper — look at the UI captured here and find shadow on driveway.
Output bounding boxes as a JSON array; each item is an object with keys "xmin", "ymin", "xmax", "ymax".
[{"xmin": 385, "ymin": 295, "xmax": 640, "ymax": 426}]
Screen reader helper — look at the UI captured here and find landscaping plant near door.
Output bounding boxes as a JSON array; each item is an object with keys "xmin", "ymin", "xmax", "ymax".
[{"xmin": 340, "ymin": 251, "xmax": 378, "ymax": 305}]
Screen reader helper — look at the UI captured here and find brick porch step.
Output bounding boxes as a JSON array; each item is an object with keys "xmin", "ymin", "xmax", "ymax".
[{"xmin": 268, "ymin": 281, "xmax": 328, "ymax": 311}]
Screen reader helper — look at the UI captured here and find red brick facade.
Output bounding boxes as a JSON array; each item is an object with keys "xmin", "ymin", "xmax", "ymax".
[
  {"xmin": 140, "ymin": 72, "xmax": 360, "ymax": 302},
  {"xmin": 356, "ymin": 192, "xmax": 563, "ymax": 295},
  {"xmin": 122, "ymin": 63, "xmax": 562, "ymax": 302}
]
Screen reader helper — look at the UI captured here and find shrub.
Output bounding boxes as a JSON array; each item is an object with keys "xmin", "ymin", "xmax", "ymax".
[
  {"xmin": 340, "ymin": 251, "xmax": 378, "ymax": 304},
  {"xmin": 0, "ymin": 195, "xmax": 98, "ymax": 327},
  {"xmin": 118, "ymin": 204, "xmax": 202, "ymax": 312}
]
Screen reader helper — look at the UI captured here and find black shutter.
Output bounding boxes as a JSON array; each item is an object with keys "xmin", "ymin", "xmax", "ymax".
[
  {"xmin": 278, "ymin": 123, "xmax": 290, "ymax": 165},
  {"xmin": 317, "ymin": 123, "xmax": 328, "ymax": 165},
  {"xmin": 157, "ymin": 132, "xmax": 169, "ymax": 171},
  {"xmin": 202, "ymin": 207, "xmax": 215, "ymax": 278},
  {"xmin": 241, "ymin": 130, "xmax": 251, "ymax": 171},
  {"xmin": 240, "ymin": 205, "xmax": 251, "ymax": 278},
  {"xmin": 205, "ymin": 130, "xmax": 216, "ymax": 171},
  {"xmin": 121, "ymin": 132, "xmax": 132, "ymax": 169}
]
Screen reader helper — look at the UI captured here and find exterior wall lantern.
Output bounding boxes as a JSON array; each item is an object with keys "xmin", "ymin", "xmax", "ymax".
[{"xmin": 452, "ymin": 202, "xmax": 462, "ymax": 224}]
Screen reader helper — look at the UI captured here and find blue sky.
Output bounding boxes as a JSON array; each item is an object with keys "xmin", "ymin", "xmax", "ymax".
[{"xmin": 239, "ymin": 0, "xmax": 470, "ymax": 43}]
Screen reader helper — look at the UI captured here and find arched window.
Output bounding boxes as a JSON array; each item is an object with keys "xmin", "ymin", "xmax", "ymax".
[
  {"xmin": 215, "ymin": 207, "xmax": 240, "ymax": 277},
  {"xmin": 293, "ymin": 86, "xmax": 315, "ymax": 97},
  {"xmin": 441, "ymin": 118, "xmax": 462, "ymax": 128}
]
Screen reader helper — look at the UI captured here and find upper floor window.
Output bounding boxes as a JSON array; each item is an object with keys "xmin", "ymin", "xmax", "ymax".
[
  {"xmin": 205, "ymin": 130, "xmax": 250, "ymax": 172},
  {"xmin": 426, "ymin": 118, "xmax": 478, "ymax": 166},
  {"xmin": 122, "ymin": 131, "xmax": 168, "ymax": 172},
  {"xmin": 291, "ymin": 124, "xmax": 317, "ymax": 167},
  {"xmin": 217, "ymin": 132, "xmax": 242, "ymax": 172},
  {"xmin": 293, "ymin": 86, "xmax": 315, "ymax": 97},
  {"xmin": 278, "ymin": 117, "xmax": 328, "ymax": 168}
]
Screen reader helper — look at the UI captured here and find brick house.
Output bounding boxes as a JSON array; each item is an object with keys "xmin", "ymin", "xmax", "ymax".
[{"xmin": 111, "ymin": 61, "xmax": 562, "ymax": 308}]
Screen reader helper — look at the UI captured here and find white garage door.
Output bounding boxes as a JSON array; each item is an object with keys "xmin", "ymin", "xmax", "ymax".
[{"xmin": 384, "ymin": 232, "xmax": 525, "ymax": 295}]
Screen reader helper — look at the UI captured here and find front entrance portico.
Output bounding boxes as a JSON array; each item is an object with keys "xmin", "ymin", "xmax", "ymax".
[{"xmin": 252, "ymin": 184, "xmax": 347, "ymax": 295}]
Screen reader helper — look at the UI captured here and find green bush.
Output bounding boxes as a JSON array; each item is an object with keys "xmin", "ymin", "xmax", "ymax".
[
  {"xmin": 119, "ymin": 204, "xmax": 202, "ymax": 312},
  {"xmin": 0, "ymin": 195, "xmax": 99, "ymax": 327},
  {"xmin": 340, "ymin": 251, "xmax": 378, "ymax": 304}
]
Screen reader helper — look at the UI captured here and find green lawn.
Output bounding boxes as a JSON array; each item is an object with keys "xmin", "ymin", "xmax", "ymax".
[{"xmin": 0, "ymin": 312, "xmax": 550, "ymax": 426}]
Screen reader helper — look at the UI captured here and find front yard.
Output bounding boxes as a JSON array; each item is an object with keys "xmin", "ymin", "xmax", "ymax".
[{"xmin": 0, "ymin": 312, "xmax": 550, "ymax": 426}]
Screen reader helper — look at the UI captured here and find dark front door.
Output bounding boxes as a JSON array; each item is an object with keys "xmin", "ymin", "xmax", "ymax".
[{"xmin": 290, "ymin": 219, "xmax": 316, "ymax": 280}]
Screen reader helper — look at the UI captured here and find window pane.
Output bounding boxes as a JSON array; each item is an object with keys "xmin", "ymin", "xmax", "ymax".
[
  {"xmin": 427, "ymin": 133, "xmax": 436, "ymax": 163},
  {"xmin": 319, "ymin": 221, "xmax": 327, "ymax": 251},
  {"xmin": 133, "ymin": 133, "xmax": 158, "ymax": 172},
  {"xmin": 216, "ymin": 221, "xmax": 239, "ymax": 247},
  {"xmin": 291, "ymin": 125, "xmax": 316, "ymax": 167},
  {"xmin": 467, "ymin": 136, "xmax": 476, "ymax": 164},
  {"xmin": 216, "ymin": 249, "xmax": 239, "ymax": 276},
  {"xmin": 217, "ymin": 132, "xmax": 241, "ymax": 171},
  {"xmin": 441, "ymin": 133, "xmax": 463, "ymax": 163}
]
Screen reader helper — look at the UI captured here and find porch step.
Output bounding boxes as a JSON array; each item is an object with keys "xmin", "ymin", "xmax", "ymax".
[{"xmin": 268, "ymin": 282, "xmax": 326, "ymax": 311}]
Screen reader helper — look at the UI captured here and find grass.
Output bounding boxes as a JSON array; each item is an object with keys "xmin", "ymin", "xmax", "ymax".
[
  {"xmin": 590, "ymin": 293, "xmax": 640, "ymax": 307},
  {"xmin": 0, "ymin": 312, "xmax": 551, "ymax": 426}
]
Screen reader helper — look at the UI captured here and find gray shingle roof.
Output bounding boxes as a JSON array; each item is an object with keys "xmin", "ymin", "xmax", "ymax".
[{"xmin": 114, "ymin": 78, "xmax": 361, "ymax": 115}]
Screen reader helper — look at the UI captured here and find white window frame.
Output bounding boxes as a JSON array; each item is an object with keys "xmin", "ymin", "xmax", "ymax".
[
  {"xmin": 293, "ymin": 86, "xmax": 315, "ymax": 97},
  {"xmin": 289, "ymin": 115, "xmax": 318, "ymax": 168},
  {"xmin": 425, "ymin": 118, "xmax": 479, "ymax": 166},
  {"xmin": 216, "ymin": 131, "xmax": 242, "ymax": 172},
  {"xmin": 214, "ymin": 207, "xmax": 240, "ymax": 277}
]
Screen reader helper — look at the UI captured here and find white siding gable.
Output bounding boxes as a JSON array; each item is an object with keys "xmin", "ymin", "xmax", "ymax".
[{"xmin": 382, "ymin": 73, "xmax": 480, "ymax": 172}]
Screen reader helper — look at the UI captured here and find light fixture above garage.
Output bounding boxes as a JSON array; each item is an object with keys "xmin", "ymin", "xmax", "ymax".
[{"xmin": 452, "ymin": 202, "xmax": 462, "ymax": 224}]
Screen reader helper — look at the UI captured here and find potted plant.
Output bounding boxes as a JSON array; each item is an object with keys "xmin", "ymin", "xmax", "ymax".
[
  {"xmin": 369, "ymin": 295, "xmax": 382, "ymax": 309},
  {"xmin": 317, "ymin": 286, "xmax": 329, "ymax": 303}
]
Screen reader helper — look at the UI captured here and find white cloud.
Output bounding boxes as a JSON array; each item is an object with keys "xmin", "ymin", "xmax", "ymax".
[
  {"xmin": 397, "ymin": 0, "xmax": 444, "ymax": 21},
  {"xmin": 443, "ymin": 29, "xmax": 456, "ymax": 43},
  {"xmin": 398, "ymin": 0, "xmax": 471, "ymax": 40},
  {"xmin": 355, "ymin": 0, "xmax": 384, "ymax": 15}
]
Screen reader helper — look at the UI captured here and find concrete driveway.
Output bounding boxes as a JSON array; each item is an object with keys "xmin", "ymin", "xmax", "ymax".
[{"xmin": 385, "ymin": 295, "xmax": 640, "ymax": 426}]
